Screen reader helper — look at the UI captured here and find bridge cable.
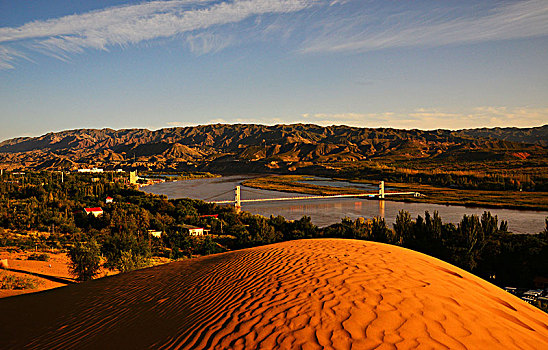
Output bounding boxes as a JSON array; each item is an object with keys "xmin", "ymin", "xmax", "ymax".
[
  {"xmin": 203, "ymin": 189, "xmax": 235, "ymax": 202},
  {"xmin": 239, "ymin": 186, "xmax": 289, "ymax": 198}
]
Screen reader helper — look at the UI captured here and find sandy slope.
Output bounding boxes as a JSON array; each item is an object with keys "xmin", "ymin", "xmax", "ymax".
[{"xmin": 0, "ymin": 239, "xmax": 547, "ymax": 349}]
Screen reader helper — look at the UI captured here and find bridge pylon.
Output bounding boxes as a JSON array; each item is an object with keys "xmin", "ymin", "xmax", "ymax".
[
  {"xmin": 379, "ymin": 181, "xmax": 385, "ymax": 199},
  {"xmin": 235, "ymin": 186, "xmax": 241, "ymax": 213}
]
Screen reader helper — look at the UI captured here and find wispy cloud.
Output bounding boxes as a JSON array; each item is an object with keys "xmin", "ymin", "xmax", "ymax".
[
  {"xmin": 186, "ymin": 32, "xmax": 234, "ymax": 54},
  {"xmin": 0, "ymin": 0, "xmax": 315, "ymax": 68},
  {"xmin": 2, "ymin": 0, "xmax": 548, "ymax": 69},
  {"xmin": 0, "ymin": 46, "xmax": 29, "ymax": 69},
  {"xmin": 302, "ymin": 0, "xmax": 548, "ymax": 53},
  {"xmin": 167, "ymin": 116, "xmax": 289, "ymax": 127},
  {"xmin": 168, "ymin": 107, "xmax": 547, "ymax": 130},
  {"xmin": 299, "ymin": 107, "xmax": 548, "ymax": 130}
]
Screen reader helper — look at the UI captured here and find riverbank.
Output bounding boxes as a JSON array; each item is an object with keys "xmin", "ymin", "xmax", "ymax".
[{"xmin": 242, "ymin": 175, "xmax": 548, "ymax": 211}]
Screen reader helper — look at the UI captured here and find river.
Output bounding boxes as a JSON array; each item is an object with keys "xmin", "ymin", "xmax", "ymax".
[{"xmin": 141, "ymin": 175, "xmax": 548, "ymax": 234}]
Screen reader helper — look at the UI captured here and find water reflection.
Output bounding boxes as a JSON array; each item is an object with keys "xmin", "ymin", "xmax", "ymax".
[
  {"xmin": 142, "ymin": 175, "xmax": 548, "ymax": 234},
  {"xmin": 297, "ymin": 177, "xmax": 392, "ymax": 191}
]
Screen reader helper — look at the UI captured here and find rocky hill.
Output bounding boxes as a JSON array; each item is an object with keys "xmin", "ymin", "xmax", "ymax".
[
  {"xmin": 457, "ymin": 124, "xmax": 548, "ymax": 147},
  {"xmin": 0, "ymin": 124, "xmax": 545, "ymax": 172}
]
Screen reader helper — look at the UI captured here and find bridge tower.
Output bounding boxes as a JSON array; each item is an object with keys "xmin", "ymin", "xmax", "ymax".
[
  {"xmin": 235, "ymin": 186, "xmax": 241, "ymax": 213},
  {"xmin": 379, "ymin": 181, "xmax": 385, "ymax": 199}
]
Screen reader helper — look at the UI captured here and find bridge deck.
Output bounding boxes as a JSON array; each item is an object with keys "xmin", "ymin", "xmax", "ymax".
[{"xmin": 211, "ymin": 192, "xmax": 420, "ymax": 204}]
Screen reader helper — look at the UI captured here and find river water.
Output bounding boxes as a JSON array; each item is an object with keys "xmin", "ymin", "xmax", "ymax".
[{"xmin": 142, "ymin": 175, "xmax": 548, "ymax": 234}]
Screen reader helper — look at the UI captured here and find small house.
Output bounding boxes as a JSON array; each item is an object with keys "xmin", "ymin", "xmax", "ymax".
[
  {"xmin": 148, "ymin": 230, "xmax": 163, "ymax": 238},
  {"xmin": 181, "ymin": 224, "xmax": 204, "ymax": 236},
  {"xmin": 105, "ymin": 196, "xmax": 114, "ymax": 204},
  {"xmin": 84, "ymin": 207, "xmax": 103, "ymax": 217}
]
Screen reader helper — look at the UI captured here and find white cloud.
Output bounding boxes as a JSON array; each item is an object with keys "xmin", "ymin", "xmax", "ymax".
[
  {"xmin": 302, "ymin": 0, "xmax": 548, "ymax": 53},
  {"xmin": 163, "ymin": 107, "xmax": 545, "ymax": 130},
  {"xmin": 0, "ymin": 46, "xmax": 28, "ymax": 69},
  {"xmin": 178, "ymin": 107, "xmax": 546, "ymax": 130},
  {"xmin": 298, "ymin": 107, "xmax": 548, "ymax": 129},
  {"xmin": 2, "ymin": 0, "xmax": 548, "ymax": 69},
  {"xmin": 186, "ymin": 32, "xmax": 233, "ymax": 54},
  {"xmin": 166, "ymin": 121, "xmax": 189, "ymax": 126},
  {"xmin": 201, "ymin": 116, "xmax": 288, "ymax": 125},
  {"xmin": 161, "ymin": 107, "xmax": 548, "ymax": 130},
  {"xmin": 0, "ymin": 0, "xmax": 315, "ymax": 68}
]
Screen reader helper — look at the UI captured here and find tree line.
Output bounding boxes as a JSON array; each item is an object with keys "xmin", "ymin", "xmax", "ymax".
[
  {"xmin": 337, "ymin": 162, "xmax": 546, "ymax": 191},
  {"xmin": 0, "ymin": 171, "xmax": 546, "ymax": 294}
]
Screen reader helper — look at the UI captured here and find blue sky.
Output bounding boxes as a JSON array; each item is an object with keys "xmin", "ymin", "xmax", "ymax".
[{"xmin": 0, "ymin": 0, "xmax": 547, "ymax": 141}]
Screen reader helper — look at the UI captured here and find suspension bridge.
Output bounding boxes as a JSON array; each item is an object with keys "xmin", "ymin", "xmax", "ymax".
[{"xmin": 208, "ymin": 181, "xmax": 422, "ymax": 211}]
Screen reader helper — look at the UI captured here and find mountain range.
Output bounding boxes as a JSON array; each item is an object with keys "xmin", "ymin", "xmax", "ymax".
[{"xmin": 0, "ymin": 124, "xmax": 546, "ymax": 172}]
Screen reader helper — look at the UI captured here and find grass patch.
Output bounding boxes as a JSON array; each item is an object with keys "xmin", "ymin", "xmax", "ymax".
[{"xmin": 27, "ymin": 252, "xmax": 50, "ymax": 261}]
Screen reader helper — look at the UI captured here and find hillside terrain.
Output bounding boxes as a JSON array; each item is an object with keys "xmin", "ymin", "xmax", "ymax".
[
  {"xmin": 458, "ymin": 125, "xmax": 548, "ymax": 147},
  {"xmin": 1, "ymin": 239, "xmax": 547, "ymax": 349},
  {"xmin": 0, "ymin": 124, "xmax": 546, "ymax": 174}
]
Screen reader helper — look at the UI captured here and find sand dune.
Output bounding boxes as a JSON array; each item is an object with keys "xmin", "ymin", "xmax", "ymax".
[{"xmin": 1, "ymin": 239, "xmax": 547, "ymax": 349}]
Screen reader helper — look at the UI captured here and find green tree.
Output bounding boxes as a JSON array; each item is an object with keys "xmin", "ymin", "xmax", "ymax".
[
  {"xmin": 481, "ymin": 211, "xmax": 498, "ymax": 239},
  {"xmin": 101, "ymin": 232, "xmax": 150, "ymax": 270},
  {"xmin": 68, "ymin": 239, "xmax": 102, "ymax": 281},
  {"xmin": 117, "ymin": 250, "xmax": 150, "ymax": 273},
  {"xmin": 371, "ymin": 217, "xmax": 391, "ymax": 243},
  {"xmin": 393, "ymin": 210, "xmax": 412, "ymax": 246},
  {"xmin": 499, "ymin": 220, "xmax": 509, "ymax": 232},
  {"xmin": 456, "ymin": 215, "xmax": 484, "ymax": 270}
]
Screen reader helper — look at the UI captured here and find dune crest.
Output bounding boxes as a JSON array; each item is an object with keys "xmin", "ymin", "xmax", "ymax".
[{"xmin": 1, "ymin": 239, "xmax": 547, "ymax": 349}]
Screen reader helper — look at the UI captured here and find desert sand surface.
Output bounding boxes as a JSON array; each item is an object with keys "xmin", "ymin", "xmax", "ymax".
[{"xmin": 0, "ymin": 239, "xmax": 547, "ymax": 349}]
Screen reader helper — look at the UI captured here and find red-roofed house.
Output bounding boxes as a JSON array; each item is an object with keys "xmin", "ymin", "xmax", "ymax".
[
  {"xmin": 105, "ymin": 196, "xmax": 114, "ymax": 204},
  {"xmin": 84, "ymin": 207, "xmax": 103, "ymax": 217}
]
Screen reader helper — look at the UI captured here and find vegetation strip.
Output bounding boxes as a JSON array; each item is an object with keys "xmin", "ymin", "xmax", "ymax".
[
  {"xmin": 243, "ymin": 175, "xmax": 548, "ymax": 210},
  {"xmin": 0, "ymin": 170, "xmax": 546, "ymax": 312}
]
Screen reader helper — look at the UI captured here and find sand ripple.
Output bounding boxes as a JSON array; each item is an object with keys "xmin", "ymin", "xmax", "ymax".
[{"xmin": 1, "ymin": 239, "xmax": 547, "ymax": 349}]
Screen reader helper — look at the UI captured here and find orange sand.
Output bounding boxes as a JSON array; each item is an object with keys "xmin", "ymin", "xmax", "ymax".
[{"xmin": 0, "ymin": 239, "xmax": 547, "ymax": 349}]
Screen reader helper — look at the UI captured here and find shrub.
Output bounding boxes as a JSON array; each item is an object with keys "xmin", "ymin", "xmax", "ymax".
[
  {"xmin": 0, "ymin": 272, "xmax": 41, "ymax": 289},
  {"xmin": 101, "ymin": 233, "xmax": 150, "ymax": 270},
  {"xmin": 196, "ymin": 236, "xmax": 224, "ymax": 255},
  {"xmin": 117, "ymin": 250, "xmax": 150, "ymax": 273},
  {"xmin": 371, "ymin": 217, "xmax": 392, "ymax": 243},
  {"xmin": 68, "ymin": 239, "xmax": 102, "ymax": 281}
]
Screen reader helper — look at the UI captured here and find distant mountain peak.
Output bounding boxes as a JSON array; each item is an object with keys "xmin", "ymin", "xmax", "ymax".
[{"xmin": 0, "ymin": 123, "xmax": 545, "ymax": 171}]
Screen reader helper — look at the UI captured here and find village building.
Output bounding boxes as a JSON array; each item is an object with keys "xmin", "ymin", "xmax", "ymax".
[
  {"xmin": 148, "ymin": 230, "xmax": 163, "ymax": 238},
  {"xmin": 129, "ymin": 171, "xmax": 138, "ymax": 185},
  {"xmin": 77, "ymin": 168, "xmax": 104, "ymax": 173},
  {"xmin": 105, "ymin": 196, "xmax": 114, "ymax": 204},
  {"xmin": 84, "ymin": 207, "xmax": 103, "ymax": 217},
  {"xmin": 181, "ymin": 224, "xmax": 205, "ymax": 236}
]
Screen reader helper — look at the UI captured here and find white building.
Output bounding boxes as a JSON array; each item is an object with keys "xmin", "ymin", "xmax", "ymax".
[
  {"xmin": 148, "ymin": 230, "xmax": 163, "ymax": 238},
  {"xmin": 77, "ymin": 168, "xmax": 104, "ymax": 173},
  {"xmin": 182, "ymin": 224, "xmax": 205, "ymax": 236}
]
